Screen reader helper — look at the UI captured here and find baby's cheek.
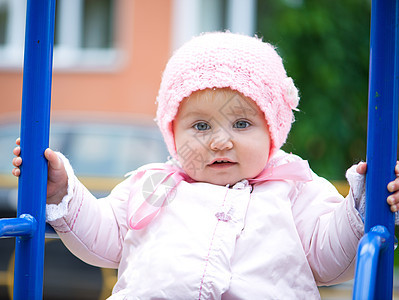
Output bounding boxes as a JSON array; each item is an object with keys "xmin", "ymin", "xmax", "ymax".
[
  {"xmin": 252, "ymin": 154, "xmax": 269, "ymax": 175},
  {"xmin": 181, "ymin": 162, "xmax": 202, "ymax": 182}
]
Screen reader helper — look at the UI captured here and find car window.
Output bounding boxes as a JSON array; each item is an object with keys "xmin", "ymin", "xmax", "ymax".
[
  {"xmin": 0, "ymin": 121, "xmax": 169, "ymax": 177},
  {"xmin": 53, "ymin": 123, "xmax": 168, "ymax": 177}
]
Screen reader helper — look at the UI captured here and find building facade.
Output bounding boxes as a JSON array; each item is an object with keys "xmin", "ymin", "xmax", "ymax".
[{"xmin": 0, "ymin": 0, "xmax": 256, "ymax": 122}]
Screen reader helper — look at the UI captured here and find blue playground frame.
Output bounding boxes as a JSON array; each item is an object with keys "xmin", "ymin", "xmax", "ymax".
[
  {"xmin": 0, "ymin": 0, "xmax": 397, "ymax": 299},
  {"xmin": 352, "ymin": 1, "xmax": 399, "ymax": 299},
  {"xmin": 0, "ymin": 0, "xmax": 55, "ymax": 299}
]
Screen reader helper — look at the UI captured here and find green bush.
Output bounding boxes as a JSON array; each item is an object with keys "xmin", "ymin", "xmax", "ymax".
[{"xmin": 257, "ymin": 0, "xmax": 370, "ymax": 179}]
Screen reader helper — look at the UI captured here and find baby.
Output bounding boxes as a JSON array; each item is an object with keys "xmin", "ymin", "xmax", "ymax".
[{"xmin": 12, "ymin": 32, "xmax": 399, "ymax": 299}]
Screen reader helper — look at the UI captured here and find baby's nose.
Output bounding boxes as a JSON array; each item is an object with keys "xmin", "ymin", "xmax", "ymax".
[{"xmin": 209, "ymin": 129, "xmax": 233, "ymax": 151}]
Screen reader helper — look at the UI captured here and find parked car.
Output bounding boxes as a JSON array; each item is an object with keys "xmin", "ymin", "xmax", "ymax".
[{"xmin": 0, "ymin": 116, "xmax": 169, "ymax": 299}]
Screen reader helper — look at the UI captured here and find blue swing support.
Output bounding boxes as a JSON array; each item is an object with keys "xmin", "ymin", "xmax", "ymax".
[
  {"xmin": 0, "ymin": 0, "xmax": 397, "ymax": 299},
  {"xmin": 352, "ymin": 1, "xmax": 399, "ymax": 299},
  {"xmin": 0, "ymin": 0, "xmax": 55, "ymax": 298}
]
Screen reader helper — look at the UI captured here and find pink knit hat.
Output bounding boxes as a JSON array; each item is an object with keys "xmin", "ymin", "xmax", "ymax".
[{"xmin": 156, "ymin": 31, "xmax": 299, "ymax": 157}]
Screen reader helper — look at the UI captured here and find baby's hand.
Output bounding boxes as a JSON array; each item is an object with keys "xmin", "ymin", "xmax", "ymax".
[
  {"xmin": 356, "ymin": 162, "xmax": 399, "ymax": 213},
  {"xmin": 387, "ymin": 162, "xmax": 399, "ymax": 212},
  {"xmin": 12, "ymin": 138, "xmax": 68, "ymax": 205}
]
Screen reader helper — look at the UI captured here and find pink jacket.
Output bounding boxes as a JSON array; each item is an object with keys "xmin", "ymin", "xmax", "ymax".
[{"xmin": 47, "ymin": 150, "xmax": 364, "ymax": 299}]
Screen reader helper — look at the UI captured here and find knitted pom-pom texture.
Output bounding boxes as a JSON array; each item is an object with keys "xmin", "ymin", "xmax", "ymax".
[{"xmin": 156, "ymin": 32, "xmax": 299, "ymax": 157}]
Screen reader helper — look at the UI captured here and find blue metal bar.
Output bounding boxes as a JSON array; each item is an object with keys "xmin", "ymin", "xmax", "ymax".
[
  {"xmin": 12, "ymin": 0, "xmax": 56, "ymax": 299},
  {"xmin": 353, "ymin": 226, "xmax": 389, "ymax": 299},
  {"xmin": 353, "ymin": 0, "xmax": 399, "ymax": 299},
  {"xmin": 0, "ymin": 214, "xmax": 37, "ymax": 238}
]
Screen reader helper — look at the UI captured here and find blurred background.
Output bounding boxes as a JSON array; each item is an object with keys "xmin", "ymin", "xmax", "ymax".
[{"xmin": 0, "ymin": 0, "xmax": 397, "ymax": 299}]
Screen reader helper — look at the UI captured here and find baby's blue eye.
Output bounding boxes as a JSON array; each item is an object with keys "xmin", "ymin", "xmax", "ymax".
[
  {"xmin": 233, "ymin": 120, "xmax": 250, "ymax": 129},
  {"xmin": 194, "ymin": 122, "xmax": 211, "ymax": 131}
]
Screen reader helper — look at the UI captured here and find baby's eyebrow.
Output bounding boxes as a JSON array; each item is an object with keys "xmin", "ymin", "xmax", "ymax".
[
  {"xmin": 177, "ymin": 110, "xmax": 211, "ymax": 121},
  {"xmin": 222, "ymin": 105, "xmax": 258, "ymax": 119},
  {"xmin": 219, "ymin": 97, "xmax": 259, "ymax": 120}
]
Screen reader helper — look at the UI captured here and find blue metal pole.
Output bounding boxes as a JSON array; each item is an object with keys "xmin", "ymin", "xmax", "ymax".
[
  {"xmin": 353, "ymin": 226, "xmax": 389, "ymax": 299},
  {"xmin": 353, "ymin": 0, "xmax": 399, "ymax": 299},
  {"xmin": 13, "ymin": 0, "xmax": 56, "ymax": 299},
  {"xmin": 0, "ymin": 214, "xmax": 37, "ymax": 238}
]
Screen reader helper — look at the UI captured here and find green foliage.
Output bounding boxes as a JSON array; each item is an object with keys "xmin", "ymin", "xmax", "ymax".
[{"xmin": 257, "ymin": 0, "xmax": 371, "ymax": 179}]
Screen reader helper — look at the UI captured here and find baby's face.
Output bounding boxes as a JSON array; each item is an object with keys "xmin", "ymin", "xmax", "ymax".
[{"xmin": 173, "ymin": 89, "xmax": 271, "ymax": 186}]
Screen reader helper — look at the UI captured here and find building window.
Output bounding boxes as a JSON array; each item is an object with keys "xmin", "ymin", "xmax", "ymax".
[
  {"xmin": 82, "ymin": 0, "xmax": 114, "ymax": 49},
  {"xmin": 0, "ymin": 0, "xmax": 26, "ymax": 68},
  {"xmin": 54, "ymin": 0, "xmax": 118, "ymax": 70},
  {"xmin": 0, "ymin": 0, "xmax": 119, "ymax": 71},
  {"xmin": 172, "ymin": 0, "xmax": 257, "ymax": 51},
  {"xmin": 0, "ymin": 2, "xmax": 8, "ymax": 45},
  {"xmin": 199, "ymin": 0, "xmax": 227, "ymax": 33}
]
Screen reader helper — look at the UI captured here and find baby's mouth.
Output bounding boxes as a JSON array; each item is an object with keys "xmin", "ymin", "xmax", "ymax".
[
  {"xmin": 213, "ymin": 160, "xmax": 232, "ymax": 164},
  {"xmin": 208, "ymin": 160, "xmax": 237, "ymax": 168}
]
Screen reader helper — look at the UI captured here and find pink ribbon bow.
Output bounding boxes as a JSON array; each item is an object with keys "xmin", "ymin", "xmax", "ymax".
[{"xmin": 128, "ymin": 160, "xmax": 313, "ymax": 230}]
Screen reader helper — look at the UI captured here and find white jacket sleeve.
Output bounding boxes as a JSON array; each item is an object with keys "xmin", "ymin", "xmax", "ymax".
[
  {"xmin": 47, "ymin": 153, "xmax": 132, "ymax": 269},
  {"xmin": 291, "ymin": 169, "xmax": 364, "ymax": 286},
  {"xmin": 345, "ymin": 164, "xmax": 399, "ymax": 224}
]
